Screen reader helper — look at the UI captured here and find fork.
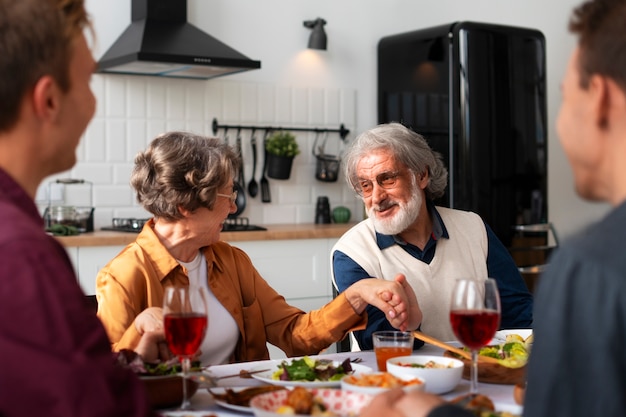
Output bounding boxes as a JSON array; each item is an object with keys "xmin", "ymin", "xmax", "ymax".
[{"xmin": 191, "ymin": 368, "xmax": 270, "ymax": 388}]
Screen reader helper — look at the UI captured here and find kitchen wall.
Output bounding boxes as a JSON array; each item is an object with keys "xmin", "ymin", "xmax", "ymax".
[
  {"xmin": 39, "ymin": 0, "xmax": 610, "ymax": 239},
  {"xmin": 36, "ymin": 76, "xmax": 361, "ymax": 229}
]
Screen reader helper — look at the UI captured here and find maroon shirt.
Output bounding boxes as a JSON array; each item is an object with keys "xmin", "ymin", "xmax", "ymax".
[{"xmin": 0, "ymin": 169, "xmax": 156, "ymax": 417}]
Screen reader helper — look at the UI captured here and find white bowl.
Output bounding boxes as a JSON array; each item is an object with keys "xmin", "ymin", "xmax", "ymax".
[
  {"xmin": 250, "ymin": 387, "xmax": 371, "ymax": 417},
  {"xmin": 386, "ymin": 355, "xmax": 463, "ymax": 394},
  {"xmin": 340, "ymin": 372, "xmax": 425, "ymax": 395}
]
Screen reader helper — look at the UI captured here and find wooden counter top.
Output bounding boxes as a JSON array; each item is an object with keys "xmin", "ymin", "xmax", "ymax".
[{"xmin": 55, "ymin": 222, "xmax": 358, "ymax": 247}]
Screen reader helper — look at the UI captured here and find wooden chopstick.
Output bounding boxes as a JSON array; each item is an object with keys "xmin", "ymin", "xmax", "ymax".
[{"xmin": 412, "ymin": 330, "xmax": 501, "ymax": 364}]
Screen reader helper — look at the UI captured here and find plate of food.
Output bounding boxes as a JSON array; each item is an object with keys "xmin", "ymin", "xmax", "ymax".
[
  {"xmin": 491, "ymin": 329, "xmax": 533, "ymax": 345},
  {"xmin": 444, "ymin": 330, "xmax": 532, "ymax": 385},
  {"xmin": 209, "ymin": 386, "xmax": 287, "ymax": 413},
  {"xmin": 250, "ymin": 356, "xmax": 372, "ymax": 388},
  {"xmin": 250, "ymin": 386, "xmax": 373, "ymax": 417}
]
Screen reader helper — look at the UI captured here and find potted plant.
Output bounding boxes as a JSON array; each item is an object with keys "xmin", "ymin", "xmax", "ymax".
[{"xmin": 265, "ymin": 130, "xmax": 300, "ymax": 179}]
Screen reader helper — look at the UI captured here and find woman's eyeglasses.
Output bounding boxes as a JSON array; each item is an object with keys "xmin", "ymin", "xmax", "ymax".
[
  {"xmin": 217, "ymin": 191, "xmax": 238, "ymax": 205},
  {"xmin": 355, "ymin": 171, "xmax": 401, "ymax": 197}
]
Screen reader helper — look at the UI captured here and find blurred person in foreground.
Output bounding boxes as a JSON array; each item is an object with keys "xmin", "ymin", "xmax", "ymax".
[
  {"xmin": 0, "ymin": 0, "xmax": 164, "ymax": 416},
  {"xmin": 360, "ymin": 0, "xmax": 626, "ymax": 416},
  {"xmin": 332, "ymin": 122, "xmax": 532, "ymax": 349},
  {"xmin": 95, "ymin": 131, "xmax": 421, "ymax": 365}
]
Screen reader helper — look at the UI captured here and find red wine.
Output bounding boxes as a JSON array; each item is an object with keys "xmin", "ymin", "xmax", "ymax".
[
  {"xmin": 450, "ymin": 309, "xmax": 500, "ymax": 350},
  {"xmin": 164, "ymin": 313, "xmax": 208, "ymax": 357}
]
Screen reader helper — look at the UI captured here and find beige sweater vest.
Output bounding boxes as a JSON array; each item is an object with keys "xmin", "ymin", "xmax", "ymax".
[{"xmin": 331, "ymin": 206, "xmax": 488, "ymax": 342}]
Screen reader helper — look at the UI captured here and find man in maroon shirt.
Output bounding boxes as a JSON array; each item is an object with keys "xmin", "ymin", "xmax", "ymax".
[{"xmin": 0, "ymin": 1, "xmax": 163, "ymax": 416}]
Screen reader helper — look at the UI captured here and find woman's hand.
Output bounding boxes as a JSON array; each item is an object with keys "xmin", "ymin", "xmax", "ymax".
[
  {"xmin": 134, "ymin": 307, "xmax": 172, "ymax": 362},
  {"xmin": 134, "ymin": 306, "xmax": 164, "ymax": 334},
  {"xmin": 134, "ymin": 329, "xmax": 173, "ymax": 363},
  {"xmin": 344, "ymin": 274, "xmax": 422, "ymax": 331}
]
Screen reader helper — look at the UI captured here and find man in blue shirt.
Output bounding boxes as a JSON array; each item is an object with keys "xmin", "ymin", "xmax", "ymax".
[{"xmin": 332, "ymin": 123, "xmax": 532, "ymax": 349}]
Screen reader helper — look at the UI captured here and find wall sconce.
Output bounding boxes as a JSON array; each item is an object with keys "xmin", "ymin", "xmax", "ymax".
[{"xmin": 303, "ymin": 18, "xmax": 327, "ymax": 50}]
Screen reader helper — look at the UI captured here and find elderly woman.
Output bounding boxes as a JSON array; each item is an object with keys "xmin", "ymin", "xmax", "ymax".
[{"xmin": 96, "ymin": 131, "xmax": 421, "ymax": 365}]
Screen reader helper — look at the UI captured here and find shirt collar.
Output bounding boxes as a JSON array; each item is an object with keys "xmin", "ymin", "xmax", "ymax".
[
  {"xmin": 0, "ymin": 168, "xmax": 42, "ymax": 225},
  {"xmin": 375, "ymin": 200, "xmax": 449, "ymax": 249}
]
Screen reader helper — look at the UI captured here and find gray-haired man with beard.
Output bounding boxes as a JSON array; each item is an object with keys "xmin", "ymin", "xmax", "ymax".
[{"xmin": 331, "ymin": 122, "xmax": 532, "ymax": 349}]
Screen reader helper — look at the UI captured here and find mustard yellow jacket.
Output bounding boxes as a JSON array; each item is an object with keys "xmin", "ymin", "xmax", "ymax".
[{"xmin": 96, "ymin": 220, "xmax": 366, "ymax": 362}]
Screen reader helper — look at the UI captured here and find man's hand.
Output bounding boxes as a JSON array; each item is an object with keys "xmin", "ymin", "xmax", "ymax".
[
  {"xmin": 344, "ymin": 274, "xmax": 422, "ymax": 331},
  {"xmin": 359, "ymin": 389, "xmax": 445, "ymax": 417}
]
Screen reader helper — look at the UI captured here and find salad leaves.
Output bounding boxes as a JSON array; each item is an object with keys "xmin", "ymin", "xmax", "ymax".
[
  {"xmin": 114, "ymin": 349, "xmax": 201, "ymax": 376},
  {"xmin": 272, "ymin": 356, "xmax": 353, "ymax": 382}
]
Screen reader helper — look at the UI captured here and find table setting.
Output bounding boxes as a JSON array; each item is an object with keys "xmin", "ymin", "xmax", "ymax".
[
  {"xmin": 157, "ymin": 345, "xmax": 524, "ymax": 417},
  {"xmin": 152, "ymin": 279, "xmax": 527, "ymax": 416}
]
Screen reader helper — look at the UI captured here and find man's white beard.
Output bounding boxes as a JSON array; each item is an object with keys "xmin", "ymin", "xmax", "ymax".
[{"xmin": 368, "ymin": 185, "xmax": 423, "ymax": 235}]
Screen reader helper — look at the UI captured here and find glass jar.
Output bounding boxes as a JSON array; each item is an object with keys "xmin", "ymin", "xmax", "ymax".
[{"xmin": 49, "ymin": 206, "xmax": 78, "ymax": 227}]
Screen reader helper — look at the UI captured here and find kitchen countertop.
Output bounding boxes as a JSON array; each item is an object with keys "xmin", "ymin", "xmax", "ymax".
[{"xmin": 54, "ymin": 222, "xmax": 358, "ymax": 247}]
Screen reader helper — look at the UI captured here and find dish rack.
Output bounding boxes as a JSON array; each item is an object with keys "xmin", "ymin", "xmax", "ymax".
[{"xmin": 43, "ymin": 179, "xmax": 94, "ymax": 233}]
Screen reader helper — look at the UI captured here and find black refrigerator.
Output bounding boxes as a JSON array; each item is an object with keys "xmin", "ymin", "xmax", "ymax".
[{"xmin": 377, "ymin": 21, "xmax": 547, "ymax": 248}]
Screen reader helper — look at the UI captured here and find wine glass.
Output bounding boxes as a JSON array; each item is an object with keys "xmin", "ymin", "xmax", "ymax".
[
  {"xmin": 163, "ymin": 285, "xmax": 208, "ymax": 410},
  {"xmin": 449, "ymin": 278, "xmax": 501, "ymax": 396}
]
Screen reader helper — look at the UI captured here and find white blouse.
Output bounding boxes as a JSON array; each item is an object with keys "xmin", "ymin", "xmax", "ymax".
[{"xmin": 178, "ymin": 251, "xmax": 239, "ymax": 365}]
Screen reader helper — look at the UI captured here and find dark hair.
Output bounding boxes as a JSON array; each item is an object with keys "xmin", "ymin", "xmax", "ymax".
[
  {"xmin": 0, "ymin": 0, "xmax": 91, "ymax": 131},
  {"xmin": 131, "ymin": 131, "xmax": 240, "ymax": 220},
  {"xmin": 342, "ymin": 122, "xmax": 448, "ymax": 200},
  {"xmin": 569, "ymin": 0, "xmax": 626, "ymax": 91}
]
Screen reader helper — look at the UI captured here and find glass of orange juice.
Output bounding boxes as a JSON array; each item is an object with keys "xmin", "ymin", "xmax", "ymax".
[{"xmin": 372, "ymin": 331, "xmax": 414, "ymax": 371}]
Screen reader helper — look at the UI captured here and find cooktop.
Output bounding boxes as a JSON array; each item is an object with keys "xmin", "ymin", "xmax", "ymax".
[{"xmin": 101, "ymin": 217, "xmax": 266, "ymax": 233}]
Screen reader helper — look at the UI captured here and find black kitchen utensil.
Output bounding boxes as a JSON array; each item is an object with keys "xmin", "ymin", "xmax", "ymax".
[
  {"xmin": 247, "ymin": 130, "xmax": 258, "ymax": 197},
  {"xmin": 229, "ymin": 129, "xmax": 247, "ymax": 218},
  {"xmin": 260, "ymin": 130, "xmax": 271, "ymax": 203}
]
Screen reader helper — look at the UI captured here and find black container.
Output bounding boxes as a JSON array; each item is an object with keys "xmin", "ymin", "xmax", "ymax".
[
  {"xmin": 315, "ymin": 196, "xmax": 331, "ymax": 224},
  {"xmin": 266, "ymin": 154, "xmax": 294, "ymax": 180}
]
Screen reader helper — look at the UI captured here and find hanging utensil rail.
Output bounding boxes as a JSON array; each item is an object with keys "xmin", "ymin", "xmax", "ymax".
[{"xmin": 212, "ymin": 118, "xmax": 350, "ymax": 139}]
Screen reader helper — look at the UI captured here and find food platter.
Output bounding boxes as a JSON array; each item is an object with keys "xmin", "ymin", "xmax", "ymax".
[
  {"xmin": 208, "ymin": 386, "xmax": 287, "ymax": 413},
  {"xmin": 210, "ymin": 387, "xmax": 255, "ymax": 413},
  {"xmin": 250, "ymin": 359, "xmax": 372, "ymax": 388}
]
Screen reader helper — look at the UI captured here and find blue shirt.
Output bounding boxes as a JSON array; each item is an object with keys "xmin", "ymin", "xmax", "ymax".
[{"xmin": 333, "ymin": 203, "xmax": 533, "ymax": 350}]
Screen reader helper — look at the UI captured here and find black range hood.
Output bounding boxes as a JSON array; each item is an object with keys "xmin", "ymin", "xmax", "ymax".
[{"xmin": 97, "ymin": 0, "xmax": 261, "ymax": 80}]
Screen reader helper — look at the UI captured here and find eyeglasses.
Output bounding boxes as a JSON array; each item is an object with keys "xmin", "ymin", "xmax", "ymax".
[
  {"xmin": 217, "ymin": 190, "xmax": 238, "ymax": 205},
  {"xmin": 354, "ymin": 170, "xmax": 401, "ymax": 197}
]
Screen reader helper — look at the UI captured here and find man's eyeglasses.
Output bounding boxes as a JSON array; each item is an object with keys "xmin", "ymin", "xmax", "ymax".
[
  {"xmin": 355, "ymin": 171, "xmax": 401, "ymax": 197},
  {"xmin": 217, "ymin": 190, "xmax": 238, "ymax": 205}
]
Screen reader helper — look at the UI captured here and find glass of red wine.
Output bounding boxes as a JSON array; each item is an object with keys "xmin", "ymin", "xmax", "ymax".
[
  {"xmin": 163, "ymin": 285, "xmax": 208, "ymax": 410},
  {"xmin": 449, "ymin": 278, "xmax": 501, "ymax": 396}
]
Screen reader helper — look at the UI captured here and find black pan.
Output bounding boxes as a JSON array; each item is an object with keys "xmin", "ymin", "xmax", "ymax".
[{"xmin": 229, "ymin": 130, "xmax": 247, "ymax": 218}]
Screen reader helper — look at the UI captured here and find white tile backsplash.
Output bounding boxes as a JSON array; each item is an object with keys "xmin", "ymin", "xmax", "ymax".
[{"xmin": 39, "ymin": 75, "xmax": 364, "ymax": 230}]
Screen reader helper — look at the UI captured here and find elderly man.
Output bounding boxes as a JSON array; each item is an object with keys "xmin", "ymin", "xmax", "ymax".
[
  {"xmin": 332, "ymin": 122, "xmax": 533, "ymax": 348},
  {"xmin": 360, "ymin": 0, "xmax": 626, "ymax": 416}
]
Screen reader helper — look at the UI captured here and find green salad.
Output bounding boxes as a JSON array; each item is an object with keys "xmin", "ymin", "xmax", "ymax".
[{"xmin": 271, "ymin": 356, "xmax": 353, "ymax": 382}]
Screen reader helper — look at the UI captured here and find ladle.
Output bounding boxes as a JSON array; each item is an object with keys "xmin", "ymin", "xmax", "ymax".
[{"xmin": 247, "ymin": 129, "xmax": 258, "ymax": 197}]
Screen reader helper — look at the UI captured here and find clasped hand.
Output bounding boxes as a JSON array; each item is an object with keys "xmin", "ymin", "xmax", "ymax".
[{"xmin": 346, "ymin": 274, "xmax": 422, "ymax": 331}]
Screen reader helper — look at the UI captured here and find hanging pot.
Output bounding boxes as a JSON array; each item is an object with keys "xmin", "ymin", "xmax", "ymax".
[
  {"xmin": 313, "ymin": 132, "xmax": 343, "ymax": 182},
  {"xmin": 266, "ymin": 154, "xmax": 294, "ymax": 180}
]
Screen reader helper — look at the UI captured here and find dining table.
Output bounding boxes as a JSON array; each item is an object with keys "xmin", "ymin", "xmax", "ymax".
[{"xmin": 160, "ymin": 344, "xmax": 523, "ymax": 417}]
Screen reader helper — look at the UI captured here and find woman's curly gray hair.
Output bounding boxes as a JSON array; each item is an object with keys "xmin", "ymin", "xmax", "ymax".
[
  {"xmin": 342, "ymin": 122, "xmax": 448, "ymax": 200},
  {"xmin": 131, "ymin": 131, "xmax": 240, "ymax": 220}
]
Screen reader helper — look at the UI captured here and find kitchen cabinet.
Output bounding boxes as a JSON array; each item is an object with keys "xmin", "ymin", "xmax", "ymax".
[{"xmin": 73, "ymin": 245, "xmax": 126, "ymax": 295}]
